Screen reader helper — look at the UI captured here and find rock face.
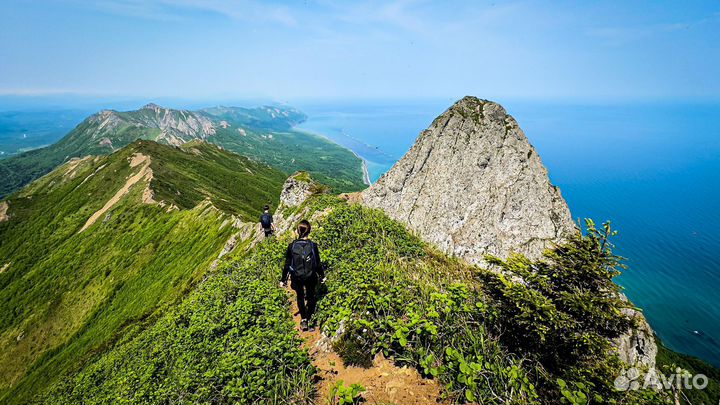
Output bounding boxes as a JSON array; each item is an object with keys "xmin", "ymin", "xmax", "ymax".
[
  {"xmin": 280, "ymin": 172, "xmax": 316, "ymax": 208},
  {"xmin": 616, "ymin": 298, "xmax": 658, "ymax": 369},
  {"xmin": 85, "ymin": 104, "xmax": 217, "ymax": 149},
  {"xmin": 363, "ymin": 96, "xmax": 657, "ymax": 371},
  {"xmin": 363, "ymin": 96, "xmax": 576, "ymax": 265},
  {"xmin": 274, "ymin": 172, "xmax": 332, "ymax": 237}
]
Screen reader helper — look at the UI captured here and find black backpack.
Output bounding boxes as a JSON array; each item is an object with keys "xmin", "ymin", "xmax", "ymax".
[
  {"xmin": 260, "ymin": 213, "xmax": 272, "ymax": 229},
  {"xmin": 289, "ymin": 240, "xmax": 317, "ymax": 280}
]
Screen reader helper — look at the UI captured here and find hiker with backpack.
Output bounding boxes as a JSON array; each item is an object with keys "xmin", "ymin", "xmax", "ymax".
[
  {"xmin": 259, "ymin": 205, "xmax": 275, "ymax": 238},
  {"xmin": 281, "ymin": 220, "xmax": 326, "ymax": 331}
]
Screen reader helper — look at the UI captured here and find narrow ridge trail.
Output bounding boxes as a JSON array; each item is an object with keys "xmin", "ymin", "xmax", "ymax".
[{"xmin": 285, "ymin": 289, "xmax": 447, "ymax": 405}]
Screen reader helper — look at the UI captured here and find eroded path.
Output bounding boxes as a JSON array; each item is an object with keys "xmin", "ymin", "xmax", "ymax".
[
  {"xmin": 286, "ymin": 289, "xmax": 446, "ymax": 405},
  {"xmin": 79, "ymin": 153, "xmax": 152, "ymax": 232}
]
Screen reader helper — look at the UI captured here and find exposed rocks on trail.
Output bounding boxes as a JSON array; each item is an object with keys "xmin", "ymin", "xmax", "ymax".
[
  {"xmin": 210, "ymin": 221, "xmax": 258, "ymax": 271},
  {"xmin": 339, "ymin": 192, "xmax": 363, "ymax": 205},
  {"xmin": 362, "ymin": 96, "xmax": 576, "ymax": 266}
]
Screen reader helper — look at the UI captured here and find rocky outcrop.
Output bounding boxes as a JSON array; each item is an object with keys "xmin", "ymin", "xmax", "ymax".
[
  {"xmin": 280, "ymin": 172, "xmax": 316, "ymax": 208},
  {"xmin": 210, "ymin": 221, "xmax": 257, "ymax": 270},
  {"xmin": 363, "ymin": 96, "xmax": 576, "ymax": 266},
  {"xmin": 274, "ymin": 172, "xmax": 331, "ymax": 236},
  {"xmin": 616, "ymin": 298, "xmax": 658, "ymax": 369},
  {"xmin": 139, "ymin": 103, "xmax": 216, "ymax": 145}
]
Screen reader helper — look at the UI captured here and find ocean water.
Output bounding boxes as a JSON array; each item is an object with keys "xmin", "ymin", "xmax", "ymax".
[{"xmin": 296, "ymin": 100, "xmax": 720, "ymax": 367}]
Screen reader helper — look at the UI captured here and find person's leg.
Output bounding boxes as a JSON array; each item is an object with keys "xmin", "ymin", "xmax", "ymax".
[
  {"xmin": 294, "ymin": 281, "xmax": 308, "ymax": 320},
  {"xmin": 305, "ymin": 276, "xmax": 318, "ymax": 321}
]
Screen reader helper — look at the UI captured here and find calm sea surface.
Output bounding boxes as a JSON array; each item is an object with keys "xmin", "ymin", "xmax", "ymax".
[{"xmin": 296, "ymin": 100, "xmax": 720, "ymax": 367}]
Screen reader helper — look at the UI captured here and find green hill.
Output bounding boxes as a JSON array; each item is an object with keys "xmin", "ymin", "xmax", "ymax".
[
  {"xmin": 0, "ymin": 140, "xmax": 286, "ymax": 402},
  {"xmin": 0, "ymin": 104, "xmax": 365, "ymax": 198}
]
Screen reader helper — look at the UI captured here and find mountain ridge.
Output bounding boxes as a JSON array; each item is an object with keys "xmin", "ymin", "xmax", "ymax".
[{"xmin": 0, "ymin": 103, "xmax": 365, "ymax": 198}]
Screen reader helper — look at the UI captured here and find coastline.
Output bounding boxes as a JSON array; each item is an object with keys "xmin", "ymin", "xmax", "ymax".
[
  {"xmin": 355, "ymin": 151, "xmax": 371, "ymax": 186},
  {"xmin": 294, "ymin": 127, "xmax": 372, "ymax": 186}
]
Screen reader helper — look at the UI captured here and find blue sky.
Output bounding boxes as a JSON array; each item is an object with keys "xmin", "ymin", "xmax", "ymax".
[{"xmin": 0, "ymin": 0, "xmax": 718, "ymax": 102}]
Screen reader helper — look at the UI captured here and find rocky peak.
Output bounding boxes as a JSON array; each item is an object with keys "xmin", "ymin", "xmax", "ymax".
[
  {"xmin": 362, "ymin": 96, "xmax": 577, "ymax": 266},
  {"xmin": 362, "ymin": 96, "xmax": 657, "ymax": 369},
  {"xmin": 142, "ymin": 103, "xmax": 164, "ymax": 111}
]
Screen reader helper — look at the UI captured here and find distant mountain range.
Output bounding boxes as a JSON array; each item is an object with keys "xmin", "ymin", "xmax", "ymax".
[{"xmin": 0, "ymin": 103, "xmax": 366, "ymax": 197}]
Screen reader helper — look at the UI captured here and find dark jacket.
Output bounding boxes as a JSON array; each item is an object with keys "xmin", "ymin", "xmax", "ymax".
[
  {"xmin": 260, "ymin": 212, "xmax": 273, "ymax": 229},
  {"xmin": 282, "ymin": 239, "xmax": 325, "ymax": 283}
]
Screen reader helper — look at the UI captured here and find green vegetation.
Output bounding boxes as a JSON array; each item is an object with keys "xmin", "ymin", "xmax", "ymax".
[
  {"xmin": 656, "ymin": 339, "xmax": 720, "ymax": 405},
  {"xmin": 0, "ymin": 140, "xmax": 285, "ymax": 403},
  {"xmin": 330, "ymin": 381, "xmax": 366, "ymax": 405},
  {"xmin": 212, "ymin": 127, "xmax": 365, "ymax": 193},
  {"xmin": 310, "ymin": 202, "xmax": 540, "ymax": 403},
  {"xmin": 143, "ymin": 140, "xmax": 286, "ymax": 219},
  {"xmin": 45, "ymin": 240, "xmax": 315, "ymax": 405},
  {"xmin": 292, "ymin": 198, "xmax": 671, "ymax": 404},
  {"xmin": 478, "ymin": 221, "xmax": 635, "ymax": 391},
  {"xmin": 0, "ymin": 104, "xmax": 365, "ymax": 198}
]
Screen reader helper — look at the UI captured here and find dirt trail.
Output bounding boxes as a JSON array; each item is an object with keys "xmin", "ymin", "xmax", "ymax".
[
  {"xmin": 286, "ymin": 289, "xmax": 446, "ymax": 405},
  {"xmin": 79, "ymin": 153, "xmax": 152, "ymax": 232},
  {"xmin": 0, "ymin": 201, "xmax": 9, "ymax": 222}
]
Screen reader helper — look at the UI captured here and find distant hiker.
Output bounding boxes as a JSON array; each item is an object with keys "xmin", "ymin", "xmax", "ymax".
[
  {"xmin": 281, "ymin": 220, "xmax": 326, "ymax": 332},
  {"xmin": 259, "ymin": 205, "xmax": 275, "ymax": 238}
]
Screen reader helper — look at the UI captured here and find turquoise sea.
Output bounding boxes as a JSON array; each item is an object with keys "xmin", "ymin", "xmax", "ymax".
[{"xmin": 296, "ymin": 100, "xmax": 720, "ymax": 367}]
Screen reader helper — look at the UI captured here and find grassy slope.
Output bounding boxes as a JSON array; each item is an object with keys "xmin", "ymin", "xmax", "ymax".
[
  {"xmin": 0, "ymin": 140, "xmax": 285, "ymax": 403},
  {"xmin": 305, "ymin": 199, "xmax": 719, "ymax": 404},
  {"xmin": 0, "ymin": 105, "xmax": 366, "ymax": 197},
  {"xmin": 46, "ymin": 240, "xmax": 315, "ymax": 405}
]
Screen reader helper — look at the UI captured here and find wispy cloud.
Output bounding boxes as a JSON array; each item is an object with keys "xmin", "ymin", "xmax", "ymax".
[
  {"xmin": 61, "ymin": 0, "xmax": 298, "ymax": 26},
  {"xmin": 587, "ymin": 14, "xmax": 718, "ymax": 46},
  {"xmin": 325, "ymin": 0, "xmax": 428, "ymax": 32}
]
